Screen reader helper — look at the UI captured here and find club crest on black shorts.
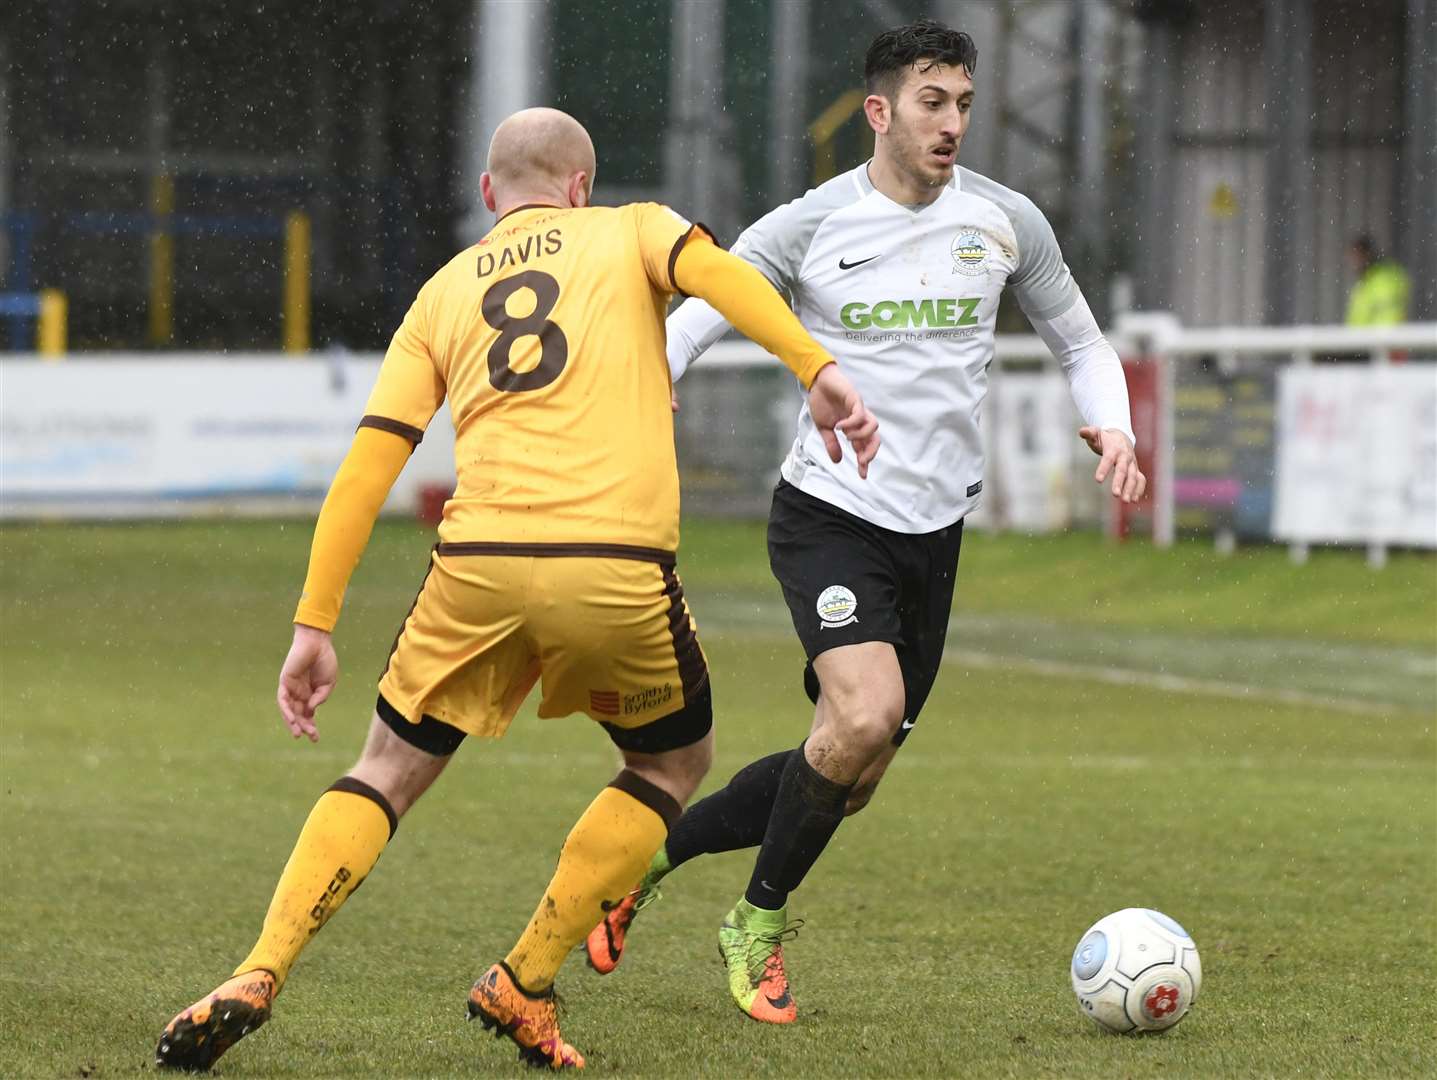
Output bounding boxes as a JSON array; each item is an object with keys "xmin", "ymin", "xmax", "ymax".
[
  {"xmin": 766, "ymin": 481, "xmax": 965, "ymax": 745},
  {"xmin": 816, "ymin": 585, "xmax": 859, "ymax": 629}
]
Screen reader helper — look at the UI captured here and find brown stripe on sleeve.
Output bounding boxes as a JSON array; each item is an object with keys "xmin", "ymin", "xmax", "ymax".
[
  {"xmin": 668, "ymin": 222, "xmax": 717, "ymax": 298},
  {"xmin": 358, "ymin": 415, "xmax": 425, "ymax": 445}
]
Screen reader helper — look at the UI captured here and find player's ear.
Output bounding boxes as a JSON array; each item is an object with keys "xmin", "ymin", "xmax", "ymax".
[
  {"xmin": 481, "ymin": 173, "xmax": 498, "ymax": 214},
  {"xmin": 863, "ymin": 94, "xmax": 891, "ymax": 135},
  {"xmin": 568, "ymin": 171, "xmax": 592, "ymax": 209}
]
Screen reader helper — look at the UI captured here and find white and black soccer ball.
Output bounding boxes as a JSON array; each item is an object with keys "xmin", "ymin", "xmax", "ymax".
[{"xmin": 1070, "ymin": 908, "xmax": 1202, "ymax": 1034}]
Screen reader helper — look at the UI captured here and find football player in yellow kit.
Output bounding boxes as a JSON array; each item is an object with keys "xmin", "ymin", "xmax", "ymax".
[{"xmin": 154, "ymin": 107, "xmax": 878, "ymax": 1072}]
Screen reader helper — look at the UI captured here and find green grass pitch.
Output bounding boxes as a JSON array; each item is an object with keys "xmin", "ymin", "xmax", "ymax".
[{"xmin": 1, "ymin": 519, "xmax": 1433, "ymax": 1077}]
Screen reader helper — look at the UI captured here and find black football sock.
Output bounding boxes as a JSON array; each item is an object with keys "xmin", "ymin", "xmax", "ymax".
[
  {"xmin": 744, "ymin": 744, "xmax": 853, "ymax": 910},
  {"xmin": 662, "ymin": 748, "xmax": 796, "ymax": 870}
]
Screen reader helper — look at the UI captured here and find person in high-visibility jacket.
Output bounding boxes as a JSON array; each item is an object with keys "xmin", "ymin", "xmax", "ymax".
[{"xmin": 1346, "ymin": 234, "xmax": 1411, "ymax": 326}]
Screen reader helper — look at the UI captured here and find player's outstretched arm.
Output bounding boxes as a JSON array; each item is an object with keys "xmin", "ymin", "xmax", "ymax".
[
  {"xmin": 806, "ymin": 364, "xmax": 880, "ymax": 479},
  {"xmin": 667, "ymin": 295, "xmax": 731, "ymax": 387},
  {"xmin": 673, "ymin": 237, "xmax": 879, "ymax": 476},
  {"xmin": 1027, "ymin": 293, "xmax": 1144, "ymax": 504},
  {"xmin": 1004, "ymin": 195, "xmax": 1143, "ymax": 504},
  {"xmin": 281, "ymin": 426, "xmax": 414, "ymax": 740},
  {"xmin": 673, "ymin": 238, "xmax": 829, "ymax": 385}
]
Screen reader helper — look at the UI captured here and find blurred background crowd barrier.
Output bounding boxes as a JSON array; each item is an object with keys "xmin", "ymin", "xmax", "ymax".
[
  {"xmin": 1, "ymin": 0, "xmax": 1434, "ymax": 558},
  {"xmin": 5, "ymin": 320, "xmax": 1433, "ymax": 566}
]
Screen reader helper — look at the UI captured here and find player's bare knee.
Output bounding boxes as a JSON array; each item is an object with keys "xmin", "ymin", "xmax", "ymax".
[
  {"xmin": 342, "ymin": 764, "xmax": 413, "ymax": 819},
  {"xmin": 683, "ymin": 728, "xmax": 715, "ymax": 782},
  {"xmin": 345, "ymin": 759, "xmax": 428, "ymax": 818},
  {"xmin": 656, "ymin": 732, "xmax": 713, "ymax": 793},
  {"xmin": 822, "ymin": 689, "xmax": 904, "ymax": 757},
  {"xmin": 348, "ymin": 713, "xmax": 453, "ymax": 817},
  {"xmin": 621, "ymin": 727, "xmax": 713, "ymax": 806},
  {"xmin": 856, "ymin": 710, "xmax": 904, "ymax": 757}
]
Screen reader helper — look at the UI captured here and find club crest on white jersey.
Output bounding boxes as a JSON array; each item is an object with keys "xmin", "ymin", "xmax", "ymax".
[{"xmin": 951, "ymin": 229, "xmax": 990, "ymax": 276}]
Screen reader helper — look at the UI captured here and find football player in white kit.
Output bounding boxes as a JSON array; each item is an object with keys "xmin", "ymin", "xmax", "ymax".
[{"xmin": 586, "ymin": 18, "xmax": 1146, "ymax": 1024}]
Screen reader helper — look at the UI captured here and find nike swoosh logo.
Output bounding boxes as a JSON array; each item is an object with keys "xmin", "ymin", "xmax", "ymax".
[
  {"xmin": 900, "ymin": 718, "xmax": 916, "ymax": 730},
  {"xmin": 838, "ymin": 255, "xmax": 881, "ymax": 270}
]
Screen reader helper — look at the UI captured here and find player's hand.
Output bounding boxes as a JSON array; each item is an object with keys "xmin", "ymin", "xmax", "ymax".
[
  {"xmin": 671, "ymin": 390, "xmax": 680, "ymax": 413},
  {"xmin": 807, "ymin": 363, "xmax": 880, "ymax": 478},
  {"xmin": 277, "ymin": 624, "xmax": 338, "ymax": 742},
  {"xmin": 1080, "ymin": 426, "xmax": 1146, "ymax": 503}
]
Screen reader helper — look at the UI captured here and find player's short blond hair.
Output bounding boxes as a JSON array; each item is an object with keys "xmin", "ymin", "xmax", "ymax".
[{"xmin": 486, "ymin": 108, "xmax": 595, "ymax": 193}]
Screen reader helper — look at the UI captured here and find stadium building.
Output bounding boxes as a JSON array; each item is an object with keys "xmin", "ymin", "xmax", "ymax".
[{"xmin": 2, "ymin": 0, "xmax": 1432, "ymax": 353}]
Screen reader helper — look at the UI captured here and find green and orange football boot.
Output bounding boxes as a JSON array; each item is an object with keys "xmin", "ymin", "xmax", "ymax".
[
  {"xmin": 467, "ymin": 961, "xmax": 585, "ymax": 1070},
  {"xmin": 717, "ymin": 900, "xmax": 803, "ymax": 1024},
  {"xmin": 155, "ymin": 969, "xmax": 276, "ymax": 1071},
  {"xmin": 584, "ymin": 875, "xmax": 664, "ymax": 975}
]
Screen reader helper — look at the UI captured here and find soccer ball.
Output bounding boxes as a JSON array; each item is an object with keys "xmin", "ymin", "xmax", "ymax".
[{"xmin": 1070, "ymin": 908, "xmax": 1202, "ymax": 1034}]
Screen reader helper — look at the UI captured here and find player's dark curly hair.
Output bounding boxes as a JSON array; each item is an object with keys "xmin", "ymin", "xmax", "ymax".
[{"xmin": 864, "ymin": 18, "xmax": 978, "ymax": 101}]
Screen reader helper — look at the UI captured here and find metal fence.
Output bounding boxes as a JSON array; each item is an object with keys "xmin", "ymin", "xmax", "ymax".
[{"xmin": 681, "ymin": 319, "xmax": 1437, "ymax": 561}]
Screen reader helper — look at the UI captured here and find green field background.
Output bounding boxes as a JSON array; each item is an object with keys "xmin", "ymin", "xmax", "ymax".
[{"xmin": 2, "ymin": 519, "xmax": 1433, "ymax": 1078}]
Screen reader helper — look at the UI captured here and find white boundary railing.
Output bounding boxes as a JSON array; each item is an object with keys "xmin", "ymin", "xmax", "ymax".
[
  {"xmin": 1114, "ymin": 316, "xmax": 1437, "ymax": 565},
  {"xmin": 5, "ymin": 321, "xmax": 1432, "ymax": 560},
  {"xmin": 703, "ymin": 317, "xmax": 1437, "ymax": 563}
]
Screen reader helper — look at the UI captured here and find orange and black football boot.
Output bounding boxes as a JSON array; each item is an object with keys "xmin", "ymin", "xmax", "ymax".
[
  {"xmin": 584, "ymin": 879, "xmax": 662, "ymax": 975},
  {"xmin": 467, "ymin": 961, "xmax": 584, "ymax": 1070},
  {"xmin": 155, "ymin": 969, "xmax": 276, "ymax": 1071}
]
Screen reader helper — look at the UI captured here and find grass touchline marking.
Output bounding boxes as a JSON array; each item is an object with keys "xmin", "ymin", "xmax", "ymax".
[{"xmin": 943, "ymin": 649, "xmax": 1411, "ymax": 717}]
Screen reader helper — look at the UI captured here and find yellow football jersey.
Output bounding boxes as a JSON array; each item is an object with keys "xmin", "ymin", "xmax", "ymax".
[{"xmin": 362, "ymin": 203, "xmax": 707, "ymax": 553}]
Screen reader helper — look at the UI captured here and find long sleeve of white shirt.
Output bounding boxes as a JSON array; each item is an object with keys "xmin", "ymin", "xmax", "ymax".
[
  {"xmin": 667, "ymin": 188, "xmax": 828, "ymax": 382},
  {"xmin": 1029, "ymin": 291, "xmax": 1136, "ymax": 447},
  {"xmin": 667, "ymin": 296, "xmax": 732, "ymax": 382}
]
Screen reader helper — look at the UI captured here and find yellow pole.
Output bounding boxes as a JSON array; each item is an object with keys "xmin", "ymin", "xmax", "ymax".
[
  {"xmin": 283, "ymin": 211, "xmax": 311, "ymax": 353},
  {"xmin": 37, "ymin": 289, "xmax": 67, "ymax": 359},
  {"xmin": 148, "ymin": 173, "xmax": 175, "ymax": 346},
  {"xmin": 809, "ymin": 88, "xmax": 869, "ymax": 186}
]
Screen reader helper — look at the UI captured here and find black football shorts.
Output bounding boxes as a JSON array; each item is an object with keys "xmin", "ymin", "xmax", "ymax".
[{"xmin": 766, "ymin": 480, "xmax": 963, "ymax": 746}]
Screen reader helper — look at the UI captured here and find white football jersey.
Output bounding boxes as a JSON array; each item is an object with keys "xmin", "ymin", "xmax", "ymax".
[{"xmin": 668, "ymin": 162, "xmax": 1134, "ymax": 533}]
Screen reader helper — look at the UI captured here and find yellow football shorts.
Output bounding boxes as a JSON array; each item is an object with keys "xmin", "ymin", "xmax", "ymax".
[{"xmin": 376, "ymin": 544, "xmax": 709, "ymax": 751}]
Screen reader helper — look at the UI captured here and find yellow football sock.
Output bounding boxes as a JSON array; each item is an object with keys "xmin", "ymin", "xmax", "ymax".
[
  {"xmin": 233, "ymin": 779, "xmax": 397, "ymax": 992},
  {"xmin": 504, "ymin": 774, "xmax": 679, "ymax": 992}
]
